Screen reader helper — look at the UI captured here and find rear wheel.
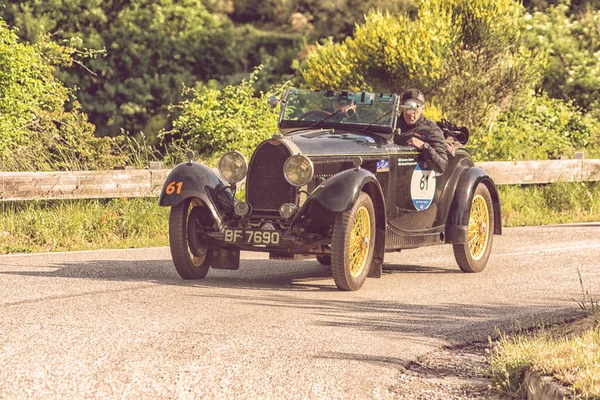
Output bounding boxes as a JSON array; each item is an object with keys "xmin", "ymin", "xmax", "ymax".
[
  {"xmin": 169, "ymin": 198, "xmax": 212, "ymax": 279},
  {"xmin": 331, "ymin": 192, "xmax": 375, "ymax": 291},
  {"xmin": 453, "ymin": 183, "xmax": 494, "ymax": 273}
]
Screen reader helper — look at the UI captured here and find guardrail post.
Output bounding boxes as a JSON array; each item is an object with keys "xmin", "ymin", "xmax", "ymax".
[{"xmin": 575, "ymin": 152, "xmax": 584, "ymax": 182}]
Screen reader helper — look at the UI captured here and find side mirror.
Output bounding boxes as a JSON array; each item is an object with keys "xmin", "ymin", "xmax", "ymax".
[{"xmin": 267, "ymin": 96, "xmax": 279, "ymax": 109}]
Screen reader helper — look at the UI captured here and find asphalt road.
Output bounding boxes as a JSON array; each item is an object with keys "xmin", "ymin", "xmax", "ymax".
[{"xmin": 0, "ymin": 224, "xmax": 599, "ymax": 398}]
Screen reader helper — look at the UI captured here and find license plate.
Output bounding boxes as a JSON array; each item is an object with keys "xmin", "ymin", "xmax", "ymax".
[{"xmin": 223, "ymin": 229, "xmax": 281, "ymax": 245}]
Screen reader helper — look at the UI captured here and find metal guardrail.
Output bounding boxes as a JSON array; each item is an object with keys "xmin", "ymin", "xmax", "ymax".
[{"xmin": 1, "ymin": 156, "xmax": 599, "ymax": 201}]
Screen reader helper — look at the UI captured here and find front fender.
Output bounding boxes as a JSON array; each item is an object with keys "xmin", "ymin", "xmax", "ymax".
[
  {"xmin": 445, "ymin": 167, "xmax": 502, "ymax": 243},
  {"xmin": 305, "ymin": 168, "xmax": 383, "ymax": 213},
  {"xmin": 295, "ymin": 168, "xmax": 386, "ymax": 279},
  {"xmin": 158, "ymin": 162, "xmax": 234, "ymax": 229}
]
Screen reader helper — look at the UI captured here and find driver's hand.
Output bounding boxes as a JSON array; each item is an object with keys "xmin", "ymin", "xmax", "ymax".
[
  {"xmin": 408, "ymin": 137, "xmax": 425, "ymax": 150},
  {"xmin": 338, "ymin": 104, "xmax": 355, "ymax": 112}
]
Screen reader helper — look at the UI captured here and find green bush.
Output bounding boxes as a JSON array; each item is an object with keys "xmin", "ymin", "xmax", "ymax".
[
  {"xmin": 163, "ymin": 69, "xmax": 287, "ymax": 162},
  {"xmin": 0, "ymin": 19, "xmax": 126, "ymax": 172},
  {"xmin": 522, "ymin": 3, "xmax": 600, "ymax": 115},
  {"xmin": 1, "ymin": 0, "xmax": 240, "ymax": 139},
  {"xmin": 471, "ymin": 92, "xmax": 599, "ymax": 161},
  {"xmin": 301, "ymin": 1, "xmax": 544, "ymax": 131}
]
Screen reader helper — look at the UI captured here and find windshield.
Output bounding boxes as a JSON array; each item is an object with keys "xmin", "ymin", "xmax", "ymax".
[{"xmin": 279, "ymin": 89, "xmax": 398, "ymax": 134}]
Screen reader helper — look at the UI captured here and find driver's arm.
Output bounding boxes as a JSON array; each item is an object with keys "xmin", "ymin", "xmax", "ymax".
[{"xmin": 422, "ymin": 128, "xmax": 448, "ymax": 174}]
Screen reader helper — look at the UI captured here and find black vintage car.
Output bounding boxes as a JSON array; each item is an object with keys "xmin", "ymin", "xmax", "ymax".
[{"xmin": 158, "ymin": 89, "xmax": 501, "ymax": 291}]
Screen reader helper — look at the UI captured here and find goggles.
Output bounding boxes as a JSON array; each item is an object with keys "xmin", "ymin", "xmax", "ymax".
[{"xmin": 400, "ymin": 100, "xmax": 421, "ymax": 111}]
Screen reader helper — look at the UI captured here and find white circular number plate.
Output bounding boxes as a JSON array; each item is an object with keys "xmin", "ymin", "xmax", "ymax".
[{"xmin": 410, "ymin": 162, "xmax": 436, "ymax": 210}]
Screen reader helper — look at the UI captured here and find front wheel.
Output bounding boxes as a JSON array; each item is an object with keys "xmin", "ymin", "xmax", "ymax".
[
  {"xmin": 331, "ymin": 192, "xmax": 375, "ymax": 291},
  {"xmin": 453, "ymin": 183, "xmax": 494, "ymax": 273},
  {"xmin": 169, "ymin": 198, "xmax": 212, "ymax": 279}
]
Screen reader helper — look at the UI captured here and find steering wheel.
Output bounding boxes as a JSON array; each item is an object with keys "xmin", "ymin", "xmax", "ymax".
[{"xmin": 297, "ymin": 110, "xmax": 331, "ymax": 121}]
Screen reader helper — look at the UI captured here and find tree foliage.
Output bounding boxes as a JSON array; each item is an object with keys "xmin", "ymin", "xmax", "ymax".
[
  {"xmin": 2, "ymin": 0, "xmax": 417, "ymax": 141},
  {"xmin": 0, "ymin": 19, "xmax": 124, "ymax": 172},
  {"xmin": 523, "ymin": 2, "xmax": 600, "ymax": 115},
  {"xmin": 301, "ymin": 0, "xmax": 545, "ymax": 131},
  {"xmin": 163, "ymin": 69, "xmax": 287, "ymax": 162},
  {"xmin": 472, "ymin": 92, "xmax": 598, "ymax": 160},
  {"xmin": 1, "ymin": 0, "xmax": 239, "ymax": 139},
  {"xmin": 2, "ymin": 0, "xmax": 600, "ymax": 166},
  {"xmin": 231, "ymin": 0, "xmax": 414, "ymax": 41}
]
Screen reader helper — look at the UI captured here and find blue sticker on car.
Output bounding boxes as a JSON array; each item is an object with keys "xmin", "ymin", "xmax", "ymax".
[
  {"xmin": 376, "ymin": 159, "xmax": 389, "ymax": 172},
  {"xmin": 363, "ymin": 136, "xmax": 376, "ymax": 143}
]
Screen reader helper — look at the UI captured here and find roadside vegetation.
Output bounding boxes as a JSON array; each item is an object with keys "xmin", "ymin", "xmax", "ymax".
[
  {"xmin": 1, "ymin": 180, "xmax": 598, "ymax": 254},
  {"xmin": 0, "ymin": 0, "xmax": 599, "ymax": 254},
  {"xmin": 499, "ymin": 181, "xmax": 600, "ymax": 226},
  {"xmin": 488, "ymin": 316, "xmax": 600, "ymax": 398},
  {"xmin": 0, "ymin": 199, "xmax": 168, "ymax": 254},
  {"xmin": 487, "ymin": 271, "xmax": 600, "ymax": 398}
]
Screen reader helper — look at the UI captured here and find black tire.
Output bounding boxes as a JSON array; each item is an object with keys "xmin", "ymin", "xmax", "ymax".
[
  {"xmin": 169, "ymin": 198, "xmax": 211, "ymax": 279},
  {"xmin": 316, "ymin": 255, "xmax": 331, "ymax": 266},
  {"xmin": 453, "ymin": 183, "xmax": 494, "ymax": 273},
  {"xmin": 331, "ymin": 192, "xmax": 376, "ymax": 291}
]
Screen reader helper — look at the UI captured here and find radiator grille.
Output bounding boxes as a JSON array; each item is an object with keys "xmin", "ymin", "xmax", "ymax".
[{"xmin": 246, "ymin": 141, "xmax": 295, "ymax": 211}]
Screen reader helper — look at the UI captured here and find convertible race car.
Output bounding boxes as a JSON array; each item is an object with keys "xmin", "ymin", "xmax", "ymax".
[{"xmin": 159, "ymin": 89, "xmax": 502, "ymax": 291}]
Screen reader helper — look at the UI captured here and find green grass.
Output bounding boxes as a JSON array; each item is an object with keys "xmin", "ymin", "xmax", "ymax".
[
  {"xmin": 487, "ymin": 315, "xmax": 600, "ymax": 399},
  {"xmin": 499, "ymin": 181, "xmax": 600, "ymax": 226},
  {"xmin": 0, "ymin": 198, "xmax": 169, "ymax": 254},
  {"xmin": 488, "ymin": 270, "xmax": 600, "ymax": 399},
  {"xmin": 0, "ymin": 181, "xmax": 598, "ymax": 254}
]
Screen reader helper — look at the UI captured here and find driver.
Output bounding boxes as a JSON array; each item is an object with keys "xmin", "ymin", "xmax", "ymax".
[
  {"xmin": 326, "ymin": 91, "xmax": 358, "ymax": 122},
  {"xmin": 394, "ymin": 89, "xmax": 448, "ymax": 174},
  {"xmin": 332, "ymin": 98, "xmax": 357, "ymax": 119}
]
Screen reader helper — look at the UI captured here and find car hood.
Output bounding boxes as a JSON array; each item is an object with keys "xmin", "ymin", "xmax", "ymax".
[{"xmin": 279, "ymin": 129, "xmax": 401, "ymax": 158}]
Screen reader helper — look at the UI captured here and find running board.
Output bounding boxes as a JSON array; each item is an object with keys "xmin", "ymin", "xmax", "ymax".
[{"xmin": 385, "ymin": 224, "xmax": 444, "ymax": 250}]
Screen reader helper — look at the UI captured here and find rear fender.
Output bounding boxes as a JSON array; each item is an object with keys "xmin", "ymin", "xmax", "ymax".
[
  {"xmin": 158, "ymin": 162, "xmax": 234, "ymax": 230},
  {"xmin": 445, "ymin": 167, "xmax": 502, "ymax": 244}
]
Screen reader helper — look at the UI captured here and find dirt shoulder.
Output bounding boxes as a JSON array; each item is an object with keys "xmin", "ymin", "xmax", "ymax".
[
  {"xmin": 387, "ymin": 341, "xmax": 503, "ymax": 399},
  {"xmin": 387, "ymin": 313, "xmax": 598, "ymax": 399}
]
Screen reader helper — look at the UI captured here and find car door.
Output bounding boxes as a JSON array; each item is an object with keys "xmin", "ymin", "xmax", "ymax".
[{"xmin": 386, "ymin": 145, "xmax": 448, "ymax": 232}]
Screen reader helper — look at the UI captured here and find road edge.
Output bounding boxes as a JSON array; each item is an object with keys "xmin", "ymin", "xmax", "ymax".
[{"xmin": 524, "ymin": 370, "xmax": 574, "ymax": 400}]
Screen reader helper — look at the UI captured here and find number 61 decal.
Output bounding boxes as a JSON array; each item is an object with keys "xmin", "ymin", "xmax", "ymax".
[
  {"xmin": 165, "ymin": 181, "xmax": 183, "ymax": 195},
  {"xmin": 410, "ymin": 162, "xmax": 436, "ymax": 211}
]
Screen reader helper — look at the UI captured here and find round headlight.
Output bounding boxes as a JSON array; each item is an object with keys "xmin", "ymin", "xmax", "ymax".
[
  {"xmin": 234, "ymin": 201, "xmax": 251, "ymax": 217},
  {"xmin": 218, "ymin": 151, "xmax": 248, "ymax": 184},
  {"xmin": 283, "ymin": 155, "xmax": 314, "ymax": 187},
  {"xmin": 279, "ymin": 203, "xmax": 297, "ymax": 219}
]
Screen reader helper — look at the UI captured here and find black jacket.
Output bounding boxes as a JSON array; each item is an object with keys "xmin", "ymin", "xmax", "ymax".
[{"xmin": 394, "ymin": 115, "xmax": 448, "ymax": 174}]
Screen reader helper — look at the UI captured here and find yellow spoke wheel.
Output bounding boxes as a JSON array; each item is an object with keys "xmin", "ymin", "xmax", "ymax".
[
  {"xmin": 453, "ymin": 183, "xmax": 494, "ymax": 273},
  {"xmin": 467, "ymin": 194, "xmax": 489, "ymax": 261},
  {"xmin": 331, "ymin": 192, "xmax": 375, "ymax": 291},
  {"xmin": 349, "ymin": 206, "xmax": 371, "ymax": 278}
]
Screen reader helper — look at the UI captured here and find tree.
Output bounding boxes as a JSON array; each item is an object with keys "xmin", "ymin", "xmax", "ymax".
[
  {"xmin": 163, "ymin": 68, "xmax": 287, "ymax": 162},
  {"xmin": 522, "ymin": 2, "xmax": 600, "ymax": 116},
  {"xmin": 1, "ymin": 0, "xmax": 239, "ymax": 139},
  {"xmin": 300, "ymin": 0, "xmax": 545, "ymax": 130},
  {"xmin": 0, "ymin": 18, "xmax": 124, "ymax": 171}
]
